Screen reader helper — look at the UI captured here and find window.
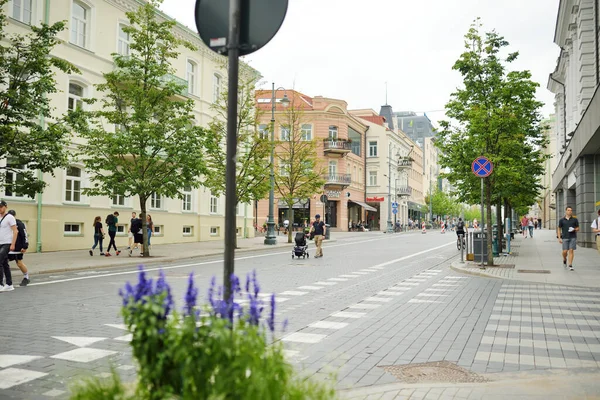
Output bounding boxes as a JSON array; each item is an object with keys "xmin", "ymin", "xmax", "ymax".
[
  {"xmin": 301, "ymin": 124, "xmax": 312, "ymax": 141},
  {"xmin": 112, "ymin": 193, "xmax": 125, "ymax": 206},
  {"xmin": 213, "ymin": 73, "xmax": 221, "ymax": 102},
  {"xmin": 280, "ymin": 126, "xmax": 290, "ymax": 141},
  {"xmin": 187, "ymin": 60, "xmax": 197, "ymax": 95},
  {"xmin": 328, "ymin": 126, "xmax": 338, "ymax": 139},
  {"xmin": 210, "ymin": 226, "xmax": 219, "ymax": 236},
  {"xmin": 4, "ymin": 160, "xmax": 28, "ymax": 198},
  {"xmin": 183, "ymin": 226, "xmax": 193, "ymax": 236},
  {"xmin": 65, "ymin": 166, "xmax": 82, "ymax": 202},
  {"xmin": 300, "ymin": 160, "xmax": 312, "ymax": 174},
  {"xmin": 154, "ymin": 225, "xmax": 162, "ymax": 235},
  {"xmin": 150, "ymin": 193, "xmax": 162, "ymax": 209},
  {"xmin": 68, "ymin": 82, "xmax": 84, "ymax": 112},
  {"xmin": 118, "ymin": 24, "xmax": 130, "ymax": 56},
  {"xmin": 369, "ymin": 171, "xmax": 377, "ymax": 186},
  {"xmin": 210, "ymin": 194, "xmax": 218, "ymax": 213},
  {"xmin": 369, "ymin": 141, "xmax": 378, "ymax": 157},
  {"xmin": 328, "ymin": 160, "xmax": 337, "ymax": 176},
  {"xmin": 116, "ymin": 225, "xmax": 126, "ymax": 234},
  {"xmin": 12, "ymin": 0, "xmax": 32, "ymax": 24},
  {"xmin": 279, "ymin": 162, "xmax": 290, "ymax": 177},
  {"xmin": 64, "ymin": 223, "xmax": 82, "ymax": 235},
  {"xmin": 71, "ymin": 1, "xmax": 89, "ymax": 48},
  {"xmin": 258, "ymin": 124, "xmax": 269, "ymax": 139},
  {"xmin": 182, "ymin": 186, "xmax": 192, "ymax": 211}
]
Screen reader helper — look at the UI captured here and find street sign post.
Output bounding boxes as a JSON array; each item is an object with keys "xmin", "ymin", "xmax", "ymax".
[
  {"xmin": 391, "ymin": 202, "xmax": 398, "ymax": 209},
  {"xmin": 195, "ymin": 0, "xmax": 288, "ymax": 299},
  {"xmin": 392, "ymin": 208, "xmax": 398, "ymax": 215},
  {"xmin": 472, "ymin": 156, "xmax": 493, "ymax": 269}
]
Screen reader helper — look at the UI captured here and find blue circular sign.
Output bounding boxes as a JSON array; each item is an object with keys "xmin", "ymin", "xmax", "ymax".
[{"xmin": 471, "ymin": 157, "xmax": 493, "ymax": 178}]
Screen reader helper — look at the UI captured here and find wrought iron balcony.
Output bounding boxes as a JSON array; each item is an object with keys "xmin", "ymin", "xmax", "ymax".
[
  {"xmin": 323, "ymin": 173, "xmax": 352, "ymax": 187},
  {"xmin": 323, "ymin": 139, "xmax": 352, "ymax": 155},
  {"xmin": 396, "ymin": 186, "xmax": 412, "ymax": 197},
  {"xmin": 397, "ymin": 157, "xmax": 413, "ymax": 169}
]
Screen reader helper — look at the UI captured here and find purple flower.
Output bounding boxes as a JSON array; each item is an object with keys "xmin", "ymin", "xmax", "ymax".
[
  {"xmin": 183, "ymin": 273, "xmax": 198, "ymax": 317},
  {"xmin": 155, "ymin": 270, "xmax": 173, "ymax": 318},
  {"xmin": 266, "ymin": 293, "xmax": 276, "ymax": 332}
]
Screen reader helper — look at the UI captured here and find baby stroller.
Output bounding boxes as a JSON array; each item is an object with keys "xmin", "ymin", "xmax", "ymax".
[{"xmin": 292, "ymin": 232, "xmax": 309, "ymax": 259}]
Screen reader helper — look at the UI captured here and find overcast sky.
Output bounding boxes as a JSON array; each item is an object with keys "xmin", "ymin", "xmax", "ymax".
[{"xmin": 161, "ymin": 0, "xmax": 560, "ymax": 126}]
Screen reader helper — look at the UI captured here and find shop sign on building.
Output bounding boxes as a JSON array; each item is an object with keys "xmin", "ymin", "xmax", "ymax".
[
  {"xmin": 325, "ymin": 190, "xmax": 341, "ymax": 198},
  {"xmin": 366, "ymin": 196, "xmax": 384, "ymax": 202}
]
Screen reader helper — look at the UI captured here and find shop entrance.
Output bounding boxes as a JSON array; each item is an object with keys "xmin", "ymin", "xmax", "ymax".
[{"xmin": 326, "ymin": 200, "xmax": 337, "ymax": 228}]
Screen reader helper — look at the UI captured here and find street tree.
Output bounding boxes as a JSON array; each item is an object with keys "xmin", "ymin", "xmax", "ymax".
[
  {"xmin": 273, "ymin": 97, "xmax": 325, "ymax": 243},
  {"xmin": 0, "ymin": 0, "xmax": 78, "ymax": 197},
  {"xmin": 68, "ymin": 0, "xmax": 207, "ymax": 256},
  {"xmin": 436, "ymin": 20, "xmax": 548, "ymax": 264},
  {"xmin": 424, "ymin": 188, "xmax": 461, "ymax": 220},
  {"xmin": 202, "ymin": 75, "xmax": 271, "ymax": 247}
]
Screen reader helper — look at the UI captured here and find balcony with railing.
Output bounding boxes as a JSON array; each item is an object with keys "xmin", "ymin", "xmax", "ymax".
[
  {"xmin": 397, "ymin": 157, "xmax": 413, "ymax": 170},
  {"xmin": 323, "ymin": 139, "xmax": 352, "ymax": 155},
  {"xmin": 396, "ymin": 186, "xmax": 412, "ymax": 197},
  {"xmin": 323, "ymin": 173, "xmax": 352, "ymax": 188},
  {"xmin": 158, "ymin": 74, "xmax": 189, "ymax": 97}
]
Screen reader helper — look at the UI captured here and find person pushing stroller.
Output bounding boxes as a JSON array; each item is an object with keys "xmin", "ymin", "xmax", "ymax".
[{"xmin": 292, "ymin": 231, "xmax": 309, "ymax": 259}]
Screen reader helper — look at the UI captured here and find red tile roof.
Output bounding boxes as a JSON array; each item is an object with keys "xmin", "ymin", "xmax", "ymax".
[{"xmin": 358, "ymin": 115, "xmax": 386, "ymax": 126}]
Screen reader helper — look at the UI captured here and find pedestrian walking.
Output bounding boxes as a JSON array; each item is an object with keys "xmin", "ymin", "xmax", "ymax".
[
  {"xmin": 127, "ymin": 212, "xmax": 136, "ymax": 249},
  {"xmin": 537, "ymin": 218, "xmax": 542, "ymax": 229},
  {"xmin": 557, "ymin": 206, "xmax": 579, "ymax": 271},
  {"xmin": 146, "ymin": 214, "xmax": 154, "ymax": 248},
  {"xmin": 0, "ymin": 200, "xmax": 17, "ymax": 292},
  {"xmin": 7, "ymin": 210, "xmax": 30, "ymax": 286},
  {"xmin": 521, "ymin": 215, "xmax": 529, "ymax": 238},
  {"xmin": 528, "ymin": 217, "xmax": 534, "ymax": 238},
  {"xmin": 591, "ymin": 208, "xmax": 600, "ymax": 256},
  {"xmin": 89, "ymin": 216, "xmax": 105, "ymax": 256},
  {"xmin": 309, "ymin": 214, "xmax": 326, "ymax": 258},
  {"xmin": 129, "ymin": 216, "xmax": 144, "ymax": 256},
  {"xmin": 105, "ymin": 211, "xmax": 120, "ymax": 256}
]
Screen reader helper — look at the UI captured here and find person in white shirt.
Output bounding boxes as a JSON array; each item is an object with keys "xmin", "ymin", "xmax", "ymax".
[
  {"xmin": 0, "ymin": 200, "xmax": 18, "ymax": 292},
  {"xmin": 591, "ymin": 209, "xmax": 600, "ymax": 256}
]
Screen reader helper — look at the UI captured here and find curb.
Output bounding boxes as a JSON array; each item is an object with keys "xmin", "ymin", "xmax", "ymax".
[
  {"xmin": 450, "ymin": 262, "xmax": 504, "ymax": 280},
  {"xmin": 10, "ymin": 239, "xmax": 339, "ymax": 276}
]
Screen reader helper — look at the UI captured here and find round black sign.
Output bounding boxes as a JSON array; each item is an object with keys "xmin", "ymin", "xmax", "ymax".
[
  {"xmin": 195, "ymin": 0, "xmax": 289, "ymax": 56},
  {"xmin": 320, "ymin": 194, "xmax": 328, "ymax": 203}
]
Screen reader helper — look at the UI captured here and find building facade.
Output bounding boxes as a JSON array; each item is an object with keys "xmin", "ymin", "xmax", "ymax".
[
  {"xmin": 540, "ymin": 114, "xmax": 558, "ymax": 230},
  {"xmin": 1, "ymin": 0, "xmax": 257, "ymax": 251},
  {"xmin": 547, "ymin": 0, "xmax": 600, "ymax": 248},
  {"xmin": 255, "ymin": 91, "xmax": 370, "ymax": 232},
  {"xmin": 393, "ymin": 111, "xmax": 436, "ymax": 148}
]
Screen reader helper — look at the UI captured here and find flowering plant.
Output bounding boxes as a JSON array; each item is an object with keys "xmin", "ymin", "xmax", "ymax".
[{"xmin": 71, "ymin": 267, "xmax": 336, "ymax": 399}]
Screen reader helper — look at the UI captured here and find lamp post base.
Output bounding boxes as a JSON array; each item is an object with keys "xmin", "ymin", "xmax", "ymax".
[
  {"xmin": 264, "ymin": 222, "xmax": 277, "ymax": 245},
  {"xmin": 386, "ymin": 221, "xmax": 394, "ymax": 234}
]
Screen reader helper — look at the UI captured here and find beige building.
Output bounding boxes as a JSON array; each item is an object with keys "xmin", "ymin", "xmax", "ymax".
[
  {"xmin": 1, "ymin": 0, "xmax": 257, "ymax": 252},
  {"xmin": 540, "ymin": 114, "xmax": 558, "ymax": 229}
]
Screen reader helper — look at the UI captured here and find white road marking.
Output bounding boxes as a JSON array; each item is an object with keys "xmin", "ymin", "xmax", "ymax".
[
  {"xmin": 417, "ymin": 293, "xmax": 448, "ymax": 297},
  {"xmin": 104, "ymin": 324, "xmax": 128, "ymax": 331},
  {"xmin": 339, "ymin": 275, "xmax": 361, "ymax": 278},
  {"xmin": 0, "ymin": 355, "xmax": 43, "ymax": 369},
  {"xmin": 347, "ymin": 303, "xmax": 381, "ymax": 309},
  {"xmin": 298, "ymin": 286, "xmax": 324, "ymax": 290},
  {"xmin": 328, "ymin": 278, "xmax": 349, "ymax": 282},
  {"xmin": 363, "ymin": 296, "xmax": 393, "ymax": 302},
  {"xmin": 360, "ymin": 269, "xmax": 378, "ymax": 272},
  {"xmin": 51, "ymin": 336, "xmax": 107, "ymax": 347},
  {"xmin": 280, "ymin": 291, "xmax": 308, "ymax": 296},
  {"xmin": 405, "ymin": 278, "xmax": 428, "ymax": 282},
  {"xmin": 313, "ymin": 281, "xmax": 337, "ymax": 286},
  {"xmin": 50, "ymin": 348, "xmax": 117, "ymax": 363},
  {"xmin": 377, "ymin": 291, "xmax": 404, "ymax": 296},
  {"xmin": 408, "ymin": 299, "xmax": 443, "ymax": 303},
  {"xmin": 352, "ymin": 272, "xmax": 370, "ymax": 275},
  {"xmin": 425, "ymin": 288, "xmax": 453, "ymax": 292},
  {"xmin": 397, "ymin": 282, "xmax": 420, "ymax": 286},
  {"xmin": 331, "ymin": 311, "xmax": 366, "ymax": 319},
  {"xmin": 308, "ymin": 321, "xmax": 349, "ymax": 330},
  {"xmin": 113, "ymin": 334, "xmax": 133, "ymax": 342},
  {"xmin": 432, "ymin": 284, "xmax": 459, "ymax": 287},
  {"xmin": 387, "ymin": 287, "xmax": 410, "ymax": 291},
  {"xmin": 282, "ymin": 332, "xmax": 326, "ymax": 344},
  {"xmin": 0, "ymin": 368, "xmax": 48, "ymax": 389}
]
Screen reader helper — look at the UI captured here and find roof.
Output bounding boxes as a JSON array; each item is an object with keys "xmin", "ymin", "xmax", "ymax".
[
  {"xmin": 255, "ymin": 89, "xmax": 314, "ymax": 111},
  {"xmin": 358, "ymin": 115, "xmax": 386, "ymax": 127}
]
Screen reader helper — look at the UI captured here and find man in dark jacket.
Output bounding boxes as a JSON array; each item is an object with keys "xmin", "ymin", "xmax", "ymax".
[{"xmin": 7, "ymin": 210, "xmax": 30, "ymax": 286}]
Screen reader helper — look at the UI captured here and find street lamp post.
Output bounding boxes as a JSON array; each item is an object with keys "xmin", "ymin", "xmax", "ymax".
[
  {"xmin": 264, "ymin": 83, "xmax": 289, "ymax": 245},
  {"xmin": 387, "ymin": 146, "xmax": 400, "ymax": 233}
]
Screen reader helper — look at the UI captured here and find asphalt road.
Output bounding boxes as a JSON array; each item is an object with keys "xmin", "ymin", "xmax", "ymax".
[{"xmin": 1, "ymin": 231, "xmax": 599, "ymax": 399}]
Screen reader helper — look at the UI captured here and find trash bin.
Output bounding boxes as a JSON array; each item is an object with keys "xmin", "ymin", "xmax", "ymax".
[
  {"xmin": 473, "ymin": 232, "xmax": 488, "ymax": 263},
  {"xmin": 325, "ymin": 224, "xmax": 331, "ymax": 240}
]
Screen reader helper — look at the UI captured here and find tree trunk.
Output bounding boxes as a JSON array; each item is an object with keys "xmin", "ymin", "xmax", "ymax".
[
  {"xmin": 485, "ymin": 179, "xmax": 494, "ymax": 266},
  {"xmin": 496, "ymin": 199, "xmax": 503, "ymax": 254},
  {"xmin": 139, "ymin": 195, "xmax": 149, "ymax": 257},
  {"xmin": 288, "ymin": 208, "xmax": 294, "ymax": 243}
]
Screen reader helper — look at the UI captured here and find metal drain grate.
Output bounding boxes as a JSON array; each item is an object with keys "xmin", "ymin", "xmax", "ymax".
[
  {"xmin": 517, "ymin": 269, "xmax": 551, "ymax": 274},
  {"xmin": 379, "ymin": 360, "xmax": 488, "ymax": 384}
]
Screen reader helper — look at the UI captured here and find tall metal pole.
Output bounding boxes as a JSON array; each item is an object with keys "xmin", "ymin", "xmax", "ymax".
[
  {"xmin": 387, "ymin": 145, "xmax": 393, "ymax": 233},
  {"xmin": 224, "ymin": 0, "xmax": 241, "ymax": 299},
  {"xmin": 480, "ymin": 177, "xmax": 485, "ymax": 269},
  {"xmin": 264, "ymin": 82, "xmax": 277, "ymax": 245}
]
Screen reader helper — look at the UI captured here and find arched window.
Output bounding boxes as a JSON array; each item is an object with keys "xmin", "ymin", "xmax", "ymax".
[
  {"xmin": 187, "ymin": 60, "xmax": 198, "ymax": 95},
  {"xmin": 328, "ymin": 126, "xmax": 338, "ymax": 140},
  {"xmin": 65, "ymin": 166, "xmax": 82, "ymax": 202}
]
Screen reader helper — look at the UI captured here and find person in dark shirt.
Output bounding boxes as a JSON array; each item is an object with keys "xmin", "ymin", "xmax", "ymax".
[
  {"xmin": 557, "ymin": 206, "xmax": 579, "ymax": 271},
  {"xmin": 89, "ymin": 216, "xmax": 105, "ymax": 256},
  {"xmin": 309, "ymin": 214, "xmax": 326, "ymax": 258}
]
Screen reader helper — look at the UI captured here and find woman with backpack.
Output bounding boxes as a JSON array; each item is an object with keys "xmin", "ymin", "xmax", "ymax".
[{"xmin": 89, "ymin": 216, "xmax": 105, "ymax": 256}]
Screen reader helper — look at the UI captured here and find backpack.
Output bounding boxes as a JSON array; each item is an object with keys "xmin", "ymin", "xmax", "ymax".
[
  {"xmin": 106, "ymin": 214, "xmax": 115, "ymax": 225},
  {"xmin": 457, "ymin": 221, "xmax": 464, "ymax": 230},
  {"xmin": 15, "ymin": 219, "xmax": 28, "ymax": 251}
]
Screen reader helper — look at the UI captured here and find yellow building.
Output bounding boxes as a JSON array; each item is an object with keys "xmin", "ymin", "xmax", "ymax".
[{"xmin": 1, "ymin": 0, "xmax": 258, "ymax": 251}]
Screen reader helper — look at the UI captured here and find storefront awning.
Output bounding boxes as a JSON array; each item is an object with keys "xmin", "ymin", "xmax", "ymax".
[{"xmin": 349, "ymin": 200, "xmax": 377, "ymax": 212}]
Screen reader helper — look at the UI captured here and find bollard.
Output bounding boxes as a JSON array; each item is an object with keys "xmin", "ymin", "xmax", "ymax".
[{"xmin": 460, "ymin": 233, "xmax": 464, "ymax": 263}]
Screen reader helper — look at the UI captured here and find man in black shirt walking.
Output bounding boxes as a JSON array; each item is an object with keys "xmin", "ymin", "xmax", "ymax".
[
  {"xmin": 309, "ymin": 214, "xmax": 326, "ymax": 258},
  {"xmin": 557, "ymin": 206, "xmax": 579, "ymax": 271}
]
